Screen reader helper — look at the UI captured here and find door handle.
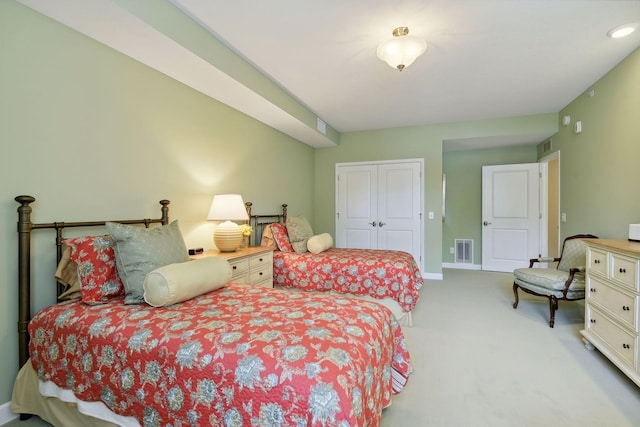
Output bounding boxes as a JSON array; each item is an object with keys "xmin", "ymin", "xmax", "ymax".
[
  {"xmin": 483, "ymin": 221, "xmax": 492, "ymax": 226},
  {"xmin": 378, "ymin": 221, "xmax": 386, "ymax": 227},
  {"xmin": 368, "ymin": 221, "xmax": 377, "ymax": 227}
]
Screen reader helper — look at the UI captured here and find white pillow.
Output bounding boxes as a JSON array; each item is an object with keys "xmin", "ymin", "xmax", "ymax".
[
  {"xmin": 307, "ymin": 233, "xmax": 333, "ymax": 254},
  {"xmin": 143, "ymin": 257, "xmax": 231, "ymax": 307}
]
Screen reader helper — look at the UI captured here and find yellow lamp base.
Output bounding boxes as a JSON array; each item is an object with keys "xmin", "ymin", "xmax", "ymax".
[{"xmin": 214, "ymin": 221, "xmax": 243, "ymax": 252}]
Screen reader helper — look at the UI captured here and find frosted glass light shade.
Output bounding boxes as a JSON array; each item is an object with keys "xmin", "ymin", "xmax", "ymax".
[
  {"xmin": 377, "ymin": 27, "xmax": 427, "ymax": 71},
  {"xmin": 207, "ymin": 194, "xmax": 249, "ymax": 252}
]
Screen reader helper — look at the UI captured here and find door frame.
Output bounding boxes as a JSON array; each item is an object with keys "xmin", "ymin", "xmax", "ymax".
[
  {"xmin": 539, "ymin": 150, "xmax": 561, "ymax": 257},
  {"xmin": 335, "ymin": 158, "xmax": 425, "ymax": 272}
]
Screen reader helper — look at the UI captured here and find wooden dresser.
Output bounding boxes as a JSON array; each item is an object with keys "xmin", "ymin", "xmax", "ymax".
[
  {"xmin": 192, "ymin": 246, "xmax": 274, "ymax": 288},
  {"xmin": 582, "ymin": 239, "xmax": 640, "ymax": 387}
]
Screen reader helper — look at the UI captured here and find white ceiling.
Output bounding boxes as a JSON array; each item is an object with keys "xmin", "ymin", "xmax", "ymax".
[{"xmin": 18, "ymin": 0, "xmax": 640, "ymax": 150}]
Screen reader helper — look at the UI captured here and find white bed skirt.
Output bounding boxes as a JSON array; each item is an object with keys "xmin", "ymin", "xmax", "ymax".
[{"xmin": 11, "ymin": 362, "xmax": 138, "ymax": 427}]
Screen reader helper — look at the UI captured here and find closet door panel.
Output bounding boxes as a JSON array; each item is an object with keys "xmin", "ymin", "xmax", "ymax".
[
  {"xmin": 336, "ymin": 160, "xmax": 423, "ymax": 271},
  {"xmin": 377, "ymin": 162, "xmax": 422, "ymax": 264},
  {"xmin": 336, "ymin": 165, "xmax": 377, "ymax": 248}
]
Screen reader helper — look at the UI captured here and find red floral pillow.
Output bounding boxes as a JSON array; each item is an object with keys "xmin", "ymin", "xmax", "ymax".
[
  {"xmin": 270, "ymin": 223, "xmax": 294, "ymax": 252},
  {"xmin": 64, "ymin": 235, "xmax": 124, "ymax": 305}
]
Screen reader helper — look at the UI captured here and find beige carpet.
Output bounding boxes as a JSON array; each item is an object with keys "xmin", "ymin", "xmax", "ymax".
[{"xmin": 382, "ymin": 268, "xmax": 640, "ymax": 426}]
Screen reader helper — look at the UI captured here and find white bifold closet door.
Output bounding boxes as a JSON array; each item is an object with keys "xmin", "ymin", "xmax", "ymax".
[{"xmin": 335, "ymin": 159, "xmax": 423, "ymax": 270}]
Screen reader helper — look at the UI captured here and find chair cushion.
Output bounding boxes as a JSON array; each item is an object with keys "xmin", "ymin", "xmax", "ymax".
[{"xmin": 514, "ymin": 268, "xmax": 585, "ymax": 299}]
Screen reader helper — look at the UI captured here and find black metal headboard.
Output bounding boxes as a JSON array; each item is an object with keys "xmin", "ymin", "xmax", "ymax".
[
  {"xmin": 15, "ymin": 195, "xmax": 170, "ymax": 368},
  {"xmin": 245, "ymin": 202, "xmax": 287, "ymax": 246}
]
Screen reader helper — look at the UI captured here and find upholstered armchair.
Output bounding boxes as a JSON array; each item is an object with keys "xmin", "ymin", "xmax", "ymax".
[{"xmin": 513, "ymin": 234, "xmax": 598, "ymax": 327}]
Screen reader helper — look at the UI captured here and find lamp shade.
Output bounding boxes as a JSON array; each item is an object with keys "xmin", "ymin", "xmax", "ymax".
[
  {"xmin": 207, "ymin": 194, "xmax": 249, "ymax": 252},
  {"xmin": 207, "ymin": 194, "xmax": 249, "ymax": 221},
  {"xmin": 377, "ymin": 27, "xmax": 427, "ymax": 71}
]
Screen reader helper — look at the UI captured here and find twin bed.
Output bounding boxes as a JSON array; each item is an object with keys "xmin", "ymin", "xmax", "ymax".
[
  {"xmin": 245, "ymin": 203, "xmax": 424, "ymax": 326},
  {"xmin": 11, "ymin": 196, "xmax": 415, "ymax": 427}
]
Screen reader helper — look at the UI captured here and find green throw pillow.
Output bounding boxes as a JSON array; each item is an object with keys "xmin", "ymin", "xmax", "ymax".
[
  {"xmin": 106, "ymin": 220, "xmax": 189, "ymax": 304},
  {"xmin": 286, "ymin": 215, "xmax": 314, "ymax": 253}
]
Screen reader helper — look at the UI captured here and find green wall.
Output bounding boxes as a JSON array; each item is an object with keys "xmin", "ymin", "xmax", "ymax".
[
  {"xmin": 538, "ymin": 48, "xmax": 640, "ymax": 240},
  {"xmin": 0, "ymin": 2, "xmax": 314, "ymax": 406},
  {"xmin": 442, "ymin": 146, "xmax": 538, "ymax": 265}
]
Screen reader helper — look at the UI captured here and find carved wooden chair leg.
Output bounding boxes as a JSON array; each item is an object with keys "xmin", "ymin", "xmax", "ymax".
[
  {"xmin": 513, "ymin": 283, "xmax": 520, "ymax": 309},
  {"xmin": 548, "ymin": 295, "xmax": 558, "ymax": 328}
]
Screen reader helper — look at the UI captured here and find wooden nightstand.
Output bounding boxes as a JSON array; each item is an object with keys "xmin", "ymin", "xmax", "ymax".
[{"xmin": 192, "ymin": 246, "xmax": 275, "ymax": 288}]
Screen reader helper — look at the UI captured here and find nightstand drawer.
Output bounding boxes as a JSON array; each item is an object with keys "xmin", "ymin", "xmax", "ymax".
[
  {"xmin": 249, "ymin": 251, "xmax": 273, "ymax": 269},
  {"xmin": 194, "ymin": 247, "xmax": 274, "ymax": 288},
  {"xmin": 228, "ymin": 258, "xmax": 249, "ymax": 280},
  {"xmin": 249, "ymin": 265, "xmax": 272, "ymax": 285}
]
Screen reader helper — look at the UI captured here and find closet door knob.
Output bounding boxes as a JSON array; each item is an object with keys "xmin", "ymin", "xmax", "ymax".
[
  {"xmin": 368, "ymin": 222, "xmax": 377, "ymax": 227},
  {"xmin": 378, "ymin": 221, "xmax": 386, "ymax": 227}
]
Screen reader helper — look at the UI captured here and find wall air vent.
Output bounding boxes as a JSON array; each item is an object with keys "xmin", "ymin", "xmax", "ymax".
[
  {"xmin": 455, "ymin": 239, "xmax": 473, "ymax": 264},
  {"xmin": 543, "ymin": 139, "xmax": 552, "ymax": 153}
]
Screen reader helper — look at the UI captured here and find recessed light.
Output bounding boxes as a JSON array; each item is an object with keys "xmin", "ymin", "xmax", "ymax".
[{"xmin": 607, "ymin": 23, "xmax": 638, "ymax": 38}]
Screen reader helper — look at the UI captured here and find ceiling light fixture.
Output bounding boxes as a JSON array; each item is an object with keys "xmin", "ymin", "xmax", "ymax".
[
  {"xmin": 377, "ymin": 26, "xmax": 427, "ymax": 71},
  {"xmin": 607, "ymin": 23, "xmax": 638, "ymax": 38}
]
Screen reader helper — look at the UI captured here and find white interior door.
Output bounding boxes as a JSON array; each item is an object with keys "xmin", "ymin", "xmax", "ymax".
[
  {"xmin": 377, "ymin": 162, "xmax": 422, "ymax": 259},
  {"xmin": 336, "ymin": 160, "xmax": 423, "ymax": 270},
  {"xmin": 336, "ymin": 164, "xmax": 378, "ymax": 249},
  {"xmin": 482, "ymin": 163, "xmax": 540, "ymax": 272}
]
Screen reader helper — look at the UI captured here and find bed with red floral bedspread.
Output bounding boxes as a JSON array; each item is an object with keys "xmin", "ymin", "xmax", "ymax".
[
  {"xmin": 28, "ymin": 283, "xmax": 412, "ymax": 427},
  {"xmin": 273, "ymin": 248, "xmax": 423, "ymax": 314}
]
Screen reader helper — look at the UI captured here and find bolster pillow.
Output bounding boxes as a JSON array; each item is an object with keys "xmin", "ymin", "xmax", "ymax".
[
  {"xmin": 143, "ymin": 257, "xmax": 232, "ymax": 307},
  {"xmin": 307, "ymin": 233, "xmax": 333, "ymax": 254}
]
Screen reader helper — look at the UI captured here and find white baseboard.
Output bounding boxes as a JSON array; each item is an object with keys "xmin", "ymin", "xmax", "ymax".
[
  {"xmin": 442, "ymin": 262, "xmax": 482, "ymax": 270},
  {"xmin": 422, "ymin": 272, "xmax": 443, "ymax": 280},
  {"xmin": 0, "ymin": 400, "xmax": 18, "ymax": 425}
]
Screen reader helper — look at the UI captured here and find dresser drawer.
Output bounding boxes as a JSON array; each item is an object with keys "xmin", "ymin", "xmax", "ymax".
[
  {"xmin": 611, "ymin": 252, "xmax": 639, "ymax": 291},
  {"xmin": 249, "ymin": 251, "xmax": 273, "ymax": 270},
  {"xmin": 588, "ymin": 276, "xmax": 638, "ymax": 331},
  {"xmin": 586, "ymin": 304, "xmax": 637, "ymax": 368},
  {"xmin": 587, "ymin": 247, "xmax": 608, "ymax": 277}
]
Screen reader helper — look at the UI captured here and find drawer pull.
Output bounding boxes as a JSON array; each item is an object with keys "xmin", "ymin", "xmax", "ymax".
[
  {"xmin": 590, "ymin": 288, "xmax": 596, "ymax": 292},
  {"xmin": 619, "ymin": 268, "xmax": 627, "ymax": 273},
  {"xmin": 259, "ymin": 258, "xmax": 263, "ymax": 262},
  {"xmin": 590, "ymin": 319, "xmax": 596, "ymax": 323},
  {"xmin": 259, "ymin": 272, "xmax": 263, "ymax": 276},
  {"xmin": 233, "ymin": 266, "xmax": 237, "ymax": 270},
  {"xmin": 623, "ymin": 343, "xmax": 630, "ymax": 349},
  {"xmin": 594, "ymin": 259, "xmax": 600, "ymax": 264},
  {"xmin": 623, "ymin": 305, "xmax": 630, "ymax": 311}
]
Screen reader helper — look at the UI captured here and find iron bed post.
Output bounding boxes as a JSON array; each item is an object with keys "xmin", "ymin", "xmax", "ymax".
[{"xmin": 16, "ymin": 195, "xmax": 35, "ymax": 369}]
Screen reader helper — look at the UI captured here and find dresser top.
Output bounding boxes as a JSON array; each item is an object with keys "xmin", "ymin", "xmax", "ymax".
[{"xmin": 584, "ymin": 239, "xmax": 640, "ymax": 256}]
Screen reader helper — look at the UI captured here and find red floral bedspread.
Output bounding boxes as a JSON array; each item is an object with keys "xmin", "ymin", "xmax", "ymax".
[
  {"xmin": 273, "ymin": 248, "xmax": 423, "ymax": 313},
  {"xmin": 29, "ymin": 283, "xmax": 412, "ymax": 427}
]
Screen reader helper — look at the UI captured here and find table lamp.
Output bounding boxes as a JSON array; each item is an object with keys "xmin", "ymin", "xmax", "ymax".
[{"xmin": 207, "ymin": 194, "xmax": 249, "ymax": 252}]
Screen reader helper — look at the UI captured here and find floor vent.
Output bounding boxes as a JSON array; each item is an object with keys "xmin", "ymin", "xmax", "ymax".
[{"xmin": 455, "ymin": 239, "xmax": 473, "ymax": 264}]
